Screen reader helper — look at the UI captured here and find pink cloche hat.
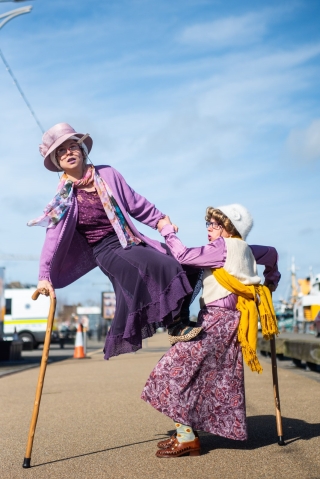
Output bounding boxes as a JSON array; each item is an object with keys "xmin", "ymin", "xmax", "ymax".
[{"xmin": 39, "ymin": 123, "xmax": 93, "ymax": 172}]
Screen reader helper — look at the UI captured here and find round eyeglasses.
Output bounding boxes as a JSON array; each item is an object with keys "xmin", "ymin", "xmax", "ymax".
[
  {"xmin": 56, "ymin": 144, "xmax": 80, "ymax": 158},
  {"xmin": 206, "ymin": 221, "xmax": 221, "ymax": 230}
]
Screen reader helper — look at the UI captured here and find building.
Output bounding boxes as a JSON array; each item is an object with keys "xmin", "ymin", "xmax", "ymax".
[{"xmin": 294, "ymin": 273, "xmax": 320, "ymax": 332}]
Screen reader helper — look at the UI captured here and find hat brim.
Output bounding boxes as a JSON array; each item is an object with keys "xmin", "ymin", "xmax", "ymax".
[{"xmin": 44, "ymin": 132, "xmax": 93, "ymax": 172}]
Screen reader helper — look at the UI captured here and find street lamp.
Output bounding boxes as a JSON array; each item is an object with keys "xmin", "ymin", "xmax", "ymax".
[
  {"xmin": 0, "ymin": 3, "xmax": 44, "ymax": 133},
  {"xmin": 0, "ymin": 6, "xmax": 32, "ymax": 30}
]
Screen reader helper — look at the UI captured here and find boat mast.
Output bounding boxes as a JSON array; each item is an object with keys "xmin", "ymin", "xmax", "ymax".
[{"xmin": 290, "ymin": 257, "xmax": 299, "ymax": 305}]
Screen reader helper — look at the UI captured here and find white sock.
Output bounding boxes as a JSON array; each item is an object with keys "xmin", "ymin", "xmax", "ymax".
[{"xmin": 175, "ymin": 422, "xmax": 195, "ymax": 443}]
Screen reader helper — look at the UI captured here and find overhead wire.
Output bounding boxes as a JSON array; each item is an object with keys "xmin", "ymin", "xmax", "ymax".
[{"xmin": 0, "ymin": 46, "xmax": 44, "ymax": 134}]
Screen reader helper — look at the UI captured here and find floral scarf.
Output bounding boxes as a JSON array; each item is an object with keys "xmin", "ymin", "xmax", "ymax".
[{"xmin": 27, "ymin": 165, "xmax": 141, "ymax": 248}]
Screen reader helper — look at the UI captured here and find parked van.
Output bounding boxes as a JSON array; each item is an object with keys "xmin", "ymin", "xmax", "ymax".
[{"xmin": 4, "ymin": 288, "xmax": 55, "ymax": 349}]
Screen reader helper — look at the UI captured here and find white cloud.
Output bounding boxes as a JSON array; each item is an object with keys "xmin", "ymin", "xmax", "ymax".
[
  {"xmin": 286, "ymin": 119, "xmax": 320, "ymax": 162},
  {"xmin": 177, "ymin": 4, "xmax": 300, "ymax": 49},
  {"xmin": 179, "ymin": 12, "xmax": 268, "ymax": 47}
]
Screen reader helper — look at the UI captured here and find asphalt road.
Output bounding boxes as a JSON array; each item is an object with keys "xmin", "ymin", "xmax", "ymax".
[
  {"xmin": 1, "ymin": 333, "xmax": 319, "ymax": 479},
  {"xmin": 0, "ymin": 338, "xmax": 104, "ymax": 377}
]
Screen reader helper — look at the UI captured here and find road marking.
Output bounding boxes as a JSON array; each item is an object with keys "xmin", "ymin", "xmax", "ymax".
[
  {"xmin": 4, "ymin": 319, "xmax": 47, "ymax": 324},
  {"xmin": 87, "ymin": 348, "xmax": 103, "ymax": 357}
]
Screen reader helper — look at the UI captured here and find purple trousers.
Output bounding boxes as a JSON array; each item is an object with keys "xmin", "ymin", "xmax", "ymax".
[{"xmin": 92, "ymin": 234, "xmax": 193, "ymax": 359}]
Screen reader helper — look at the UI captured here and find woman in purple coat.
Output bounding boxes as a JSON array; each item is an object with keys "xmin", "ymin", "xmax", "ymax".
[{"xmin": 28, "ymin": 123, "xmax": 195, "ymax": 359}]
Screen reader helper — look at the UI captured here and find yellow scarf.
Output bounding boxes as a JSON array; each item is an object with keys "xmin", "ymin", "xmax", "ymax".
[{"xmin": 212, "ymin": 268, "xmax": 279, "ymax": 374}]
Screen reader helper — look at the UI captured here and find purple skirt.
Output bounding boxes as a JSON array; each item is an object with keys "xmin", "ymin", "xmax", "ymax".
[
  {"xmin": 141, "ymin": 306, "xmax": 247, "ymax": 441},
  {"xmin": 92, "ymin": 234, "xmax": 192, "ymax": 359}
]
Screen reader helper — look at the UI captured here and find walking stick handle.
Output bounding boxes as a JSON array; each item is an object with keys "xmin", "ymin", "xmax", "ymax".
[
  {"xmin": 22, "ymin": 289, "xmax": 56, "ymax": 468},
  {"xmin": 32, "ymin": 288, "xmax": 55, "ymax": 301},
  {"xmin": 31, "ymin": 290, "xmax": 41, "ymax": 301}
]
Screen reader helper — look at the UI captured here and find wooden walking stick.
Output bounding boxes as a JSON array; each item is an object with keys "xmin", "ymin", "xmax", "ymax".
[
  {"xmin": 22, "ymin": 289, "xmax": 56, "ymax": 468},
  {"xmin": 270, "ymin": 335, "xmax": 285, "ymax": 445},
  {"xmin": 269, "ymin": 289, "xmax": 285, "ymax": 446}
]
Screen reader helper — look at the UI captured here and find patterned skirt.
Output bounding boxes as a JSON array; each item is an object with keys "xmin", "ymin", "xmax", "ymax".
[{"xmin": 141, "ymin": 306, "xmax": 247, "ymax": 441}]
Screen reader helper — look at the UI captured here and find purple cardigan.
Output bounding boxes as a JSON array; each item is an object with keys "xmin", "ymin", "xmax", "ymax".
[
  {"xmin": 39, "ymin": 165, "xmax": 166, "ymax": 288},
  {"xmin": 160, "ymin": 224, "xmax": 281, "ymax": 287}
]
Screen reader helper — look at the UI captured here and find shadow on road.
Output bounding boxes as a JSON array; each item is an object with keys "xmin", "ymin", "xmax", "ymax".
[
  {"xmin": 31, "ymin": 437, "xmax": 167, "ymax": 468},
  {"xmin": 30, "ymin": 415, "xmax": 320, "ymax": 467},
  {"xmin": 196, "ymin": 415, "xmax": 320, "ymax": 453}
]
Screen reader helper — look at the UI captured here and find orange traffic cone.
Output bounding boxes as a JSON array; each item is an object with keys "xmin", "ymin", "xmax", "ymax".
[{"xmin": 73, "ymin": 323, "xmax": 86, "ymax": 359}]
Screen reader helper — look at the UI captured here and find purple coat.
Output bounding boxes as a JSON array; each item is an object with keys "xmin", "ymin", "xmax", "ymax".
[{"xmin": 39, "ymin": 165, "xmax": 166, "ymax": 288}]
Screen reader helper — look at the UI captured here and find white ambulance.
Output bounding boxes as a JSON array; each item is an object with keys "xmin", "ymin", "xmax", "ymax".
[{"xmin": 4, "ymin": 288, "xmax": 54, "ymax": 349}]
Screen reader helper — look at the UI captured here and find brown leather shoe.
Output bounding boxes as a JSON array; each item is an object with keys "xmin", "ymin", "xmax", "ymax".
[
  {"xmin": 157, "ymin": 431, "xmax": 199, "ymax": 449},
  {"xmin": 156, "ymin": 438, "xmax": 201, "ymax": 458},
  {"xmin": 157, "ymin": 433, "xmax": 177, "ymax": 449}
]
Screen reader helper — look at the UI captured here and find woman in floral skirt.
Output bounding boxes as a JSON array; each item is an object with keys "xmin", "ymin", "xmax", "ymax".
[{"xmin": 141, "ymin": 204, "xmax": 280, "ymax": 457}]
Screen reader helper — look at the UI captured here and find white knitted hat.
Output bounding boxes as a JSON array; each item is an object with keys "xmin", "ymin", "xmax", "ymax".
[{"xmin": 216, "ymin": 204, "xmax": 253, "ymax": 240}]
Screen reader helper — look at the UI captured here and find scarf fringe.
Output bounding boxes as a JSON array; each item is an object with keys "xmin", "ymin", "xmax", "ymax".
[
  {"xmin": 212, "ymin": 268, "xmax": 279, "ymax": 374},
  {"xmin": 238, "ymin": 327, "xmax": 263, "ymax": 374},
  {"xmin": 260, "ymin": 313, "xmax": 279, "ymax": 340}
]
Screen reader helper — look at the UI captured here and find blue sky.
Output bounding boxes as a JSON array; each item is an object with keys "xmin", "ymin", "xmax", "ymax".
[{"xmin": 0, "ymin": 0, "xmax": 319, "ymax": 312}]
